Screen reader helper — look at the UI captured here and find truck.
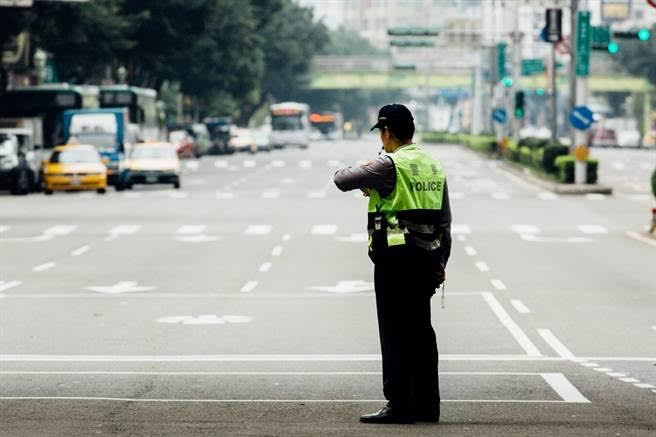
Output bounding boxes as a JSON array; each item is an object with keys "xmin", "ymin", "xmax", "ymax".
[
  {"xmin": 0, "ymin": 128, "xmax": 42, "ymax": 195},
  {"xmin": 62, "ymin": 108, "xmax": 132, "ymax": 190}
]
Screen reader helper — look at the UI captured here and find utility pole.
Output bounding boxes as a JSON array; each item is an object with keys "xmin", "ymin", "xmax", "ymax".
[
  {"xmin": 569, "ymin": 0, "xmax": 578, "ymax": 148},
  {"xmin": 511, "ymin": 5, "xmax": 522, "ymax": 141},
  {"xmin": 549, "ymin": 43, "xmax": 558, "ymax": 142},
  {"xmin": 572, "ymin": 0, "xmax": 590, "ymax": 184}
]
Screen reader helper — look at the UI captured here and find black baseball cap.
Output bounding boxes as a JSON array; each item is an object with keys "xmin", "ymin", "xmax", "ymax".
[{"xmin": 370, "ymin": 104, "xmax": 414, "ymax": 132}]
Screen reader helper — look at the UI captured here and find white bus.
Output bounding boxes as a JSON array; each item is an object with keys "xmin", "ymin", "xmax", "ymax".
[{"xmin": 269, "ymin": 102, "xmax": 310, "ymax": 149}]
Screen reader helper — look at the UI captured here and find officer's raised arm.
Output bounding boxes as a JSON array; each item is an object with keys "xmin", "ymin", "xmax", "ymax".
[{"xmin": 333, "ymin": 156, "xmax": 395, "ymax": 196}]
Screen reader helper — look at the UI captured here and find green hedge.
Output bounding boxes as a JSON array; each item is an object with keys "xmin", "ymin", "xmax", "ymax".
[
  {"xmin": 555, "ymin": 156, "xmax": 599, "ymax": 184},
  {"xmin": 421, "ymin": 131, "xmax": 462, "ymax": 144},
  {"xmin": 542, "ymin": 145, "xmax": 570, "ymax": 174}
]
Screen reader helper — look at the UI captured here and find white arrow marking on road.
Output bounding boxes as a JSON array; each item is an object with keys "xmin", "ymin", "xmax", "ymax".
[
  {"xmin": 311, "ymin": 225, "xmax": 337, "ymax": 235},
  {"xmin": 520, "ymin": 234, "xmax": 592, "ymax": 243},
  {"xmin": 577, "ymin": 225, "xmax": 608, "ymax": 235},
  {"xmin": 0, "ymin": 281, "xmax": 21, "ymax": 292},
  {"xmin": 336, "ymin": 233, "xmax": 368, "ymax": 243},
  {"xmin": 156, "ymin": 315, "xmax": 253, "ymax": 325},
  {"xmin": 175, "ymin": 235, "xmax": 221, "ymax": 243},
  {"xmin": 311, "ymin": 280, "xmax": 373, "ymax": 294},
  {"xmin": 176, "ymin": 225, "xmax": 207, "ymax": 235},
  {"xmin": 85, "ymin": 281, "xmax": 156, "ymax": 294},
  {"xmin": 244, "ymin": 225, "xmax": 272, "ymax": 235}
]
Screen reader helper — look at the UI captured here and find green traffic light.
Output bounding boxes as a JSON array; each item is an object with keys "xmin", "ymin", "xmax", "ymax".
[
  {"xmin": 608, "ymin": 42, "xmax": 619, "ymax": 54},
  {"xmin": 502, "ymin": 77, "xmax": 513, "ymax": 87},
  {"xmin": 536, "ymin": 88, "xmax": 545, "ymax": 96},
  {"xmin": 514, "ymin": 109, "xmax": 524, "ymax": 118},
  {"xmin": 638, "ymin": 29, "xmax": 650, "ymax": 41}
]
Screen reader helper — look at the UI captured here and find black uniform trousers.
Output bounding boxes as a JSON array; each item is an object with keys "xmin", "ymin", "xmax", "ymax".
[{"xmin": 373, "ymin": 245, "xmax": 440, "ymax": 416}]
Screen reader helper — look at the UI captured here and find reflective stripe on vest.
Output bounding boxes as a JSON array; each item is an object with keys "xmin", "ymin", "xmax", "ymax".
[{"xmin": 368, "ymin": 144, "xmax": 445, "ymax": 250}]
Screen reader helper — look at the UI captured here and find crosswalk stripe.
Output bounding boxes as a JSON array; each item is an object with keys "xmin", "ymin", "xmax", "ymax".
[
  {"xmin": 262, "ymin": 190, "xmax": 280, "ymax": 199},
  {"xmin": 452, "ymin": 224, "xmax": 471, "ymax": 235},
  {"xmin": 243, "ymin": 160, "xmax": 256, "ymax": 168},
  {"xmin": 0, "ymin": 225, "xmax": 10, "ymax": 233},
  {"xmin": 512, "ymin": 225, "xmax": 541, "ymax": 235},
  {"xmin": 311, "ymin": 225, "xmax": 337, "ymax": 235},
  {"xmin": 299, "ymin": 160, "xmax": 312, "ymax": 169},
  {"xmin": 214, "ymin": 160, "xmax": 228, "ymax": 168},
  {"xmin": 108, "ymin": 225, "xmax": 141, "ymax": 236},
  {"xmin": 0, "ymin": 281, "xmax": 21, "ymax": 292},
  {"xmin": 271, "ymin": 160, "xmax": 286, "ymax": 168}
]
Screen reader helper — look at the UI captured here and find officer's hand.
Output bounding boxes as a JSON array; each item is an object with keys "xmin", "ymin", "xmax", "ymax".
[
  {"xmin": 361, "ymin": 188, "xmax": 371, "ymax": 197},
  {"xmin": 435, "ymin": 271, "xmax": 445, "ymax": 288}
]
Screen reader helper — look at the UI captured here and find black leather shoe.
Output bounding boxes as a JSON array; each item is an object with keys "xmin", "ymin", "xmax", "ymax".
[{"xmin": 359, "ymin": 406, "xmax": 415, "ymax": 424}]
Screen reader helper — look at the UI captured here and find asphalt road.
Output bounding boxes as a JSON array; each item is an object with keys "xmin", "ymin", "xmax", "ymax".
[{"xmin": 1, "ymin": 137, "xmax": 655, "ymax": 436}]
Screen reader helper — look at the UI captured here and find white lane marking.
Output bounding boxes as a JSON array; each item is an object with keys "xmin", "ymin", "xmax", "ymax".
[
  {"xmin": 611, "ymin": 162, "xmax": 625, "ymax": 171},
  {"xmin": 240, "ymin": 281, "xmax": 258, "ymax": 293},
  {"xmin": 176, "ymin": 225, "xmax": 206, "ymax": 235},
  {"xmin": 71, "ymin": 246, "xmax": 90, "ymax": 257},
  {"xmin": 452, "ymin": 224, "xmax": 471, "ymax": 235},
  {"xmin": 157, "ymin": 315, "xmax": 252, "ymax": 325},
  {"xmin": 244, "ymin": 225, "xmax": 272, "ymax": 235},
  {"xmin": 336, "ymin": 233, "xmax": 368, "ymax": 243},
  {"xmin": 512, "ymin": 225, "xmax": 541, "ymax": 235},
  {"xmin": 464, "ymin": 246, "xmax": 477, "ymax": 256},
  {"xmin": 635, "ymin": 383, "xmax": 656, "ymax": 389},
  {"xmin": 43, "ymin": 225, "xmax": 76, "ymax": 236},
  {"xmin": 167, "ymin": 191, "xmax": 189, "ymax": 199},
  {"xmin": 311, "ymin": 280, "xmax": 373, "ymax": 294},
  {"xmin": 577, "ymin": 225, "xmax": 608, "ymax": 235},
  {"xmin": 619, "ymin": 377, "xmax": 640, "ymax": 383},
  {"xmin": 475, "ymin": 262, "xmax": 490, "ymax": 272},
  {"xmin": 259, "ymin": 262, "xmax": 272, "ymax": 273},
  {"xmin": 243, "ymin": 160, "xmax": 256, "ymax": 168},
  {"xmin": 327, "ymin": 160, "xmax": 344, "ymax": 167},
  {"xmin": 216, "ymin": 191, "xmax": 235, "ymax": 200},
  {"xmin": 538, "ymin": 192, "xmax": 558, "ymax": 200},
  {"xmin": 0, "ymin": 225, "xmax": 10, "ymax": 233},
  {"xmin": 262, "ymin": 190, "xmax": 280, "ymax": 199},
  {"xmin": 450, "ymin": 192, "xmax": 465, "ymax": 199},
  {"xmin": 299, "ymin": 160, "xmax": 312, "ymax": 169},
  {"xmin": 490, "ymin": 279, "xmax": 507, "ymax": 291},
  {"xmin": 33, "ymin": 262, "xmax": 56, "ymax": 272},
  {"xmin": 0, "ymin": 397, "xmax": 586, "ymax": 404},
  {"xmin": 541, "ymin": 373, "xmax": 590, "ymax": 403},
  {"xmin": 626, "ymin": 231, "xmax": 656, "ymax": 247},
  {"xmin": 652, "ymin": 326, "xmax": 656, "ymax": 331},
  {"xmin": 520, "ymin": 234, "xmax": 592, "ymax": 243},
  {"xmin": 510, "ymin": 299, "xmax": 530, "ymax": 314},
  {"xmin": 175, "ymin": 235, "xmax": 221, "ymax": 243},
  {"xmin": 491, "ymin": 192, "xmax": 510, "ymax": 200},
  {"xmin": 271, "ymin": 246, "xmax": 284, "ymax": 257},
  {"xmin": 482, "ymin": 292, "xmax": 542, "ymax": 357},
  {"xmin": 282, "ymin": 234, "xmax": 291, "ymax": 242},
  {"xmin": 606, "ymin": 372, "xmax": 626, "ymax": 377},
  {"xmin": 106, "ymin": 225, "xmax": 141, "ymax": 240},
  {"xmin": 585, "ymin": 193, "xmax": 607, "ymax": 200},
  {"xmin": 311, "ymin": 224, "xmax": 337, "ymax": 235},
  {"xmin": 85, "ymin": 282, "xmax": 155, "ymax": 294},
  {"xmin": 580, "ymin": 362, "xmax": 599, "ymax": 367},
  {"xmin": 0, "ymin": 281, "xmax": 21, "ymax": 292},
  {"xmin": 271, "ymin": 160, "xmax": 285, "ymax": 168},
  {"xmin": 592, "ymin": 367, "xmax": 612, "ymax": 372},
  {"xmin": 308, "ymin": 190, "xmax": 326, "ymax": 199},
  {"xmin": 214, "ymin": 160, "xmax": 228, "ymax": 169},
  {"xmin": 537, "ymin": 329, "xmax": 577, "ymax": 361},
  {"xmin": 457, "ymin": 235, "xmax": 467, "ymax": 242}
]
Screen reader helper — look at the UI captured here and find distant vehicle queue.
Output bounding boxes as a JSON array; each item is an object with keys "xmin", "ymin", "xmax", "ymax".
[{"xmin": 0, "ymin": 85, "xmax": 345, "ymax": 195}]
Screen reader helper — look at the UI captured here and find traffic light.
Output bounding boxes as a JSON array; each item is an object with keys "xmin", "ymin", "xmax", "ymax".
[
  {"xmin": 535, "ymin": 88, "xmax": 545, "ymax": 96},
  {"xmin": 502, "ymin": 77, "xmax": 513, "ymax": 87},
  {"xmin": 638, "ymin": 28, "xmax": 651, "ymax": 41},
  {"xmin": 613, "ymin": 29, "xmax": 651, "ymax": 40},
  {"xmin": 514, "ymin": 91, "xmax": 525, "ymax": 118},
  {"xmin": 608, "ymin": 42, "xmax": 619, "ymax": 54}
]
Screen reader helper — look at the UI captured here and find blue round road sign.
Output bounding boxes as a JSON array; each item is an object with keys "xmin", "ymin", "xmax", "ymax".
[
  {"xmin": 492, "ymin": 108, "xmax": 508, "ymax": 124},
  {"xmin": 568, "ymin": 106, "xmax": 594, "ymax": 131}
]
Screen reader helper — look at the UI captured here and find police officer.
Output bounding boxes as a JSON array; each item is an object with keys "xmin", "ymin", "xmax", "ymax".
[{"xmin": 334, "ymin": 104, "xmax": 452, "ymax": 424}]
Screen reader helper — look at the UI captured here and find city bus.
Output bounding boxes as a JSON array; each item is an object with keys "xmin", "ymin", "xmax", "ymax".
[
  {"xmin": 0, "ymin": 83, "xmax": 99, "ymax": 150},
  {"xmin": 99, "ymin": 85, "xmax": 160, "ymax": 141},
  {"xmin": 310, "ymin": 111, "xmax": 343, "ymax": 140},
  {"xmin": 269, "ymin": 102, "xmax": 310, "ymax": 149}
]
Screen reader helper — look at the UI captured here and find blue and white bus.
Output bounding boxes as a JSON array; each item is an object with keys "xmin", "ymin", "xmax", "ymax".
[{"xmin": 99, "ymin": 85, "xmax": 160, "ymax": 141}]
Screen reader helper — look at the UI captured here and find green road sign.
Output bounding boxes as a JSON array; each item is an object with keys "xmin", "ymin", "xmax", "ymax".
[
  {"xmin": 521, "ymin": 59, "xmax": 545, "ymax": 76},
  {"xmin": 576, "ymin": 11, "xmax": 591, "ymax": 77},
  {"xmin": 387, "ymin": 27, "xmax": 440, "ymax": 36},
  {"xmin": 497, "ymin": 43, "xmax": 507, "ymax": 81},
  {"xmin": 591, "ymin": 25, "xmax": 610, "ymax": 49},
  {"xmin": 389, "ymin": 39, "xmax": 434, "ymax": 47}
]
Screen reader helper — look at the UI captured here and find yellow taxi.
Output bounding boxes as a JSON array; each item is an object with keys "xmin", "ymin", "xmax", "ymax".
[
  {"xmin": 43, "ymin": 145, "xmax": 107, "ymax": 195},
  {"xmin": 125, "ymin": 142, "xmax": 181, "ymax": 189}
]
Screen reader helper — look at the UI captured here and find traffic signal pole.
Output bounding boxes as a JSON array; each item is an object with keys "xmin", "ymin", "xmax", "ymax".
[{"xmin": 572, "ymin": 0, "xmax": 590, "ymax": 184}]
